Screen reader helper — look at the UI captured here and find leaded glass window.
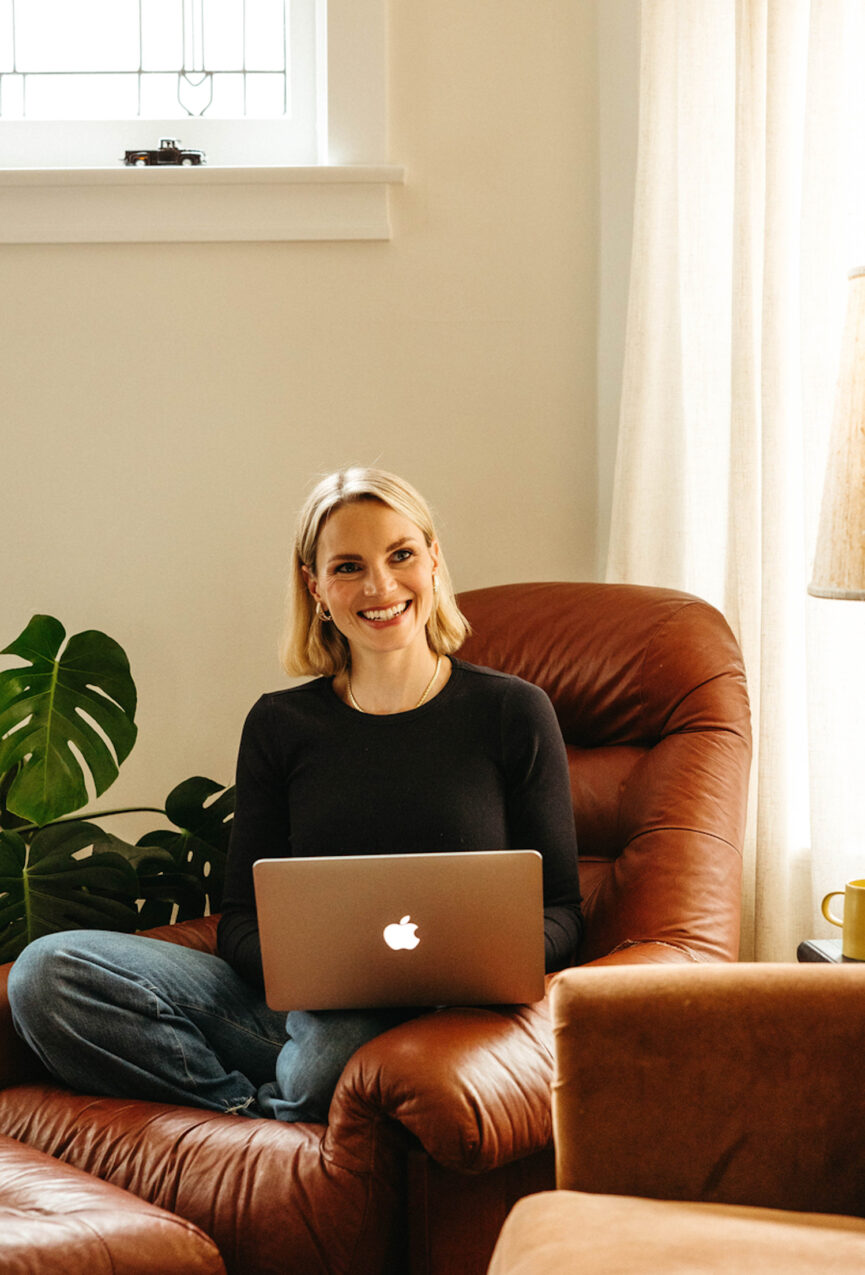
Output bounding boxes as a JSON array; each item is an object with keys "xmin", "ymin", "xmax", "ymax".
[{"xmin": 0, "ymin": 0, "xmax": 291, "ymax": 120}]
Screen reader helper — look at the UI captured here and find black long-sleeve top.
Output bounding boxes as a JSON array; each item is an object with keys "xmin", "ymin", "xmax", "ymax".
[{"xmin": 217, "ymin": 659, "xmax": 582, "ymax": 988}]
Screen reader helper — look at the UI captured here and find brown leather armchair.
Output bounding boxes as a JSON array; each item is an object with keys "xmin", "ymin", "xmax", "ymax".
[
  {"xmin": 0, "ymin": 582, "xmax": 750, "ymax": 1275},
  {"xmin": 489, "ymin": 963, "xmax": 865, "ymax": 1273}
]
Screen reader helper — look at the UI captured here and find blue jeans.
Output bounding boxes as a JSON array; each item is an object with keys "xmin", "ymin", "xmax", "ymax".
[{"xmin": 7, "ymin": 930, "xmax": 413, "ymax": 1123}]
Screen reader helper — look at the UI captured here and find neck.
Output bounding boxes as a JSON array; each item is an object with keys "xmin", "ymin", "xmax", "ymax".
[{"xmin": 340, "ymin": 648, "xmax": 446, "ymax": 715}]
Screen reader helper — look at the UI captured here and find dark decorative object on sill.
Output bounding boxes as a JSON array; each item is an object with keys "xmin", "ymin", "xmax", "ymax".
[
  {"xmin": 123, "ymin": 138, "xmax": 206, "ymax": 167},
  {"xmin": 0, "ymin": 614, "xmax": 231, "ymax": 963}
]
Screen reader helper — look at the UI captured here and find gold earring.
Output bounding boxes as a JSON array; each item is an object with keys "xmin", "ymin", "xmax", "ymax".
[
  {"xmin": 432, "ymin": 574, "xmax": 439, "ymax": 594},
  {"xmin": 316, "ymin": 602, "xmax": 332, "ymax": 621}
]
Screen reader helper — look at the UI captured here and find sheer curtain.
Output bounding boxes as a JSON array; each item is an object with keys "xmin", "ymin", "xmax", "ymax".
[{"xmin": 606, "ymin": 0, "xmax": 865, "ymax": 960}]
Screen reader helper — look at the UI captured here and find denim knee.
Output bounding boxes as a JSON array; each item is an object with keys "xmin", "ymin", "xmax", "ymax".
[
  {"xmin": 7, "ymin": 930, "xmax": 280, "ymax": 1114},
  {"xmin": 8, "ymin": 930, "xmax": 143, "ymax": 1051},
  {"xmin": 7, "ymin": 932, "xmax": 73, "ymax": 1031},
  {"xmin": 271, "ymin": 1008, "xmax": 414, "ymax": 1123}
]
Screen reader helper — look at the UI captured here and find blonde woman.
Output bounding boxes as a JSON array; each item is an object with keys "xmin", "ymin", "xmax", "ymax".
[{"xmin": 10, "ymin": 469, "xmax": 582, "ymax": 1123}]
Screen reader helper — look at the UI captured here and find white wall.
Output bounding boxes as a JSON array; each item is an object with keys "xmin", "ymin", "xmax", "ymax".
[
  {"xmin": 0, "ymin": 1, "xmax": 602, "ymax": 835},
  {"xmin": 597, "ymin": 0, "xmax": 640, "ymax": 574}
]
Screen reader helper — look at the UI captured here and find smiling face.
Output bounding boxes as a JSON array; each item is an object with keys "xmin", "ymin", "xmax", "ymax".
[{"xmin": 304, "ymin": 499, "xmax": 440, "ymax": 663}]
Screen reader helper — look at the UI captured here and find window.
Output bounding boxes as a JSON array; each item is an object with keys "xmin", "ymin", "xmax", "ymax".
[
  {"xmin": 0, "ymin": 0, "xmax": 403, "ymax": 243},
  {"xmin": 0, "ymin": 0, "xmax": 320, "ymax": 166}
]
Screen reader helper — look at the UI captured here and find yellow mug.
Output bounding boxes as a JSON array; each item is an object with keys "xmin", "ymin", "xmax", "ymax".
[{"xmin": 822, "ymin": 879, "xmax": 865, "ymax": 960}]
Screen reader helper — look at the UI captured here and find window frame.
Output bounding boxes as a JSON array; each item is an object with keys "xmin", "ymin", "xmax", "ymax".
[{"xmin": 0, "ymin": 0, "xmax": 404, "ymax": 244}]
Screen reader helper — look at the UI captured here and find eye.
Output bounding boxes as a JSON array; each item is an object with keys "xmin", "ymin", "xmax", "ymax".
[
  {"xmin": 392, "ymin": 548, "xmax": 415, "ymax": 564},
  {"xmin": 333, "ymin": 562, "xmax": 361, "ymax": 575}
]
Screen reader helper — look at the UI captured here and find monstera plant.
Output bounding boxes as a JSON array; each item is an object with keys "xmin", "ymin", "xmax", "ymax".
[{"xmin": 0, "ymin": 614, "xmax": 234, "ymax": 964}]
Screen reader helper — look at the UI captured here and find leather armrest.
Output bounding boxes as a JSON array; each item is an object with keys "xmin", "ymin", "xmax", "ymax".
[
  {"xmin": 552, "ymin": 963, "xmax": 865, "ymax": 1219},
  {"xmin": 138, "ymin": 914, "xmax": 220, "ymax": 951},
  {"xmin": 583, "ymin": 939, "xmax": 715, "ymax": 966},
  {"xmin": 330, "ymin": 996, "xmax": 553, "ymax": 1175}
]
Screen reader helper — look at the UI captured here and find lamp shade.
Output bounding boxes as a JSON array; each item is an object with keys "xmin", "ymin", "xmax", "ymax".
[{"xmin": 809, "ymin": 266, "xmax": 865, "ymax": 599}]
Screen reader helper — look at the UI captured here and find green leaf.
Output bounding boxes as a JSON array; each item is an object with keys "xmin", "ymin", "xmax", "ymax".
[
  {"xmin": 134, "ymin": 859, "xmax": 208, "ymax": 931},
  {"xmin": 0, "ymin": 616, "xmax": 138, "ymax": 825},
  {"xmin": 126, "ymin": 835, "xmax": 206, "ymax": 930},
  {"xmin": 136, "ymin": 776, "xmax": 234, "ymax": 924},
  {"xmin": 0, "ymin": 822, "xmax": 142, "ymax": 964},
  {"xmin": 0, "ymin": 763, "xmax": 28, "ymax": 831},
  {"xmin": 0, "ymin": 831, "xmax": 27, "ymax": 957}
]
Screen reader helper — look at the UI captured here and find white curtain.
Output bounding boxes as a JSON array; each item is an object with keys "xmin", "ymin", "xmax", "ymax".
[{"xmin": 606, "ymin": 0, "xmax": 865, "ymax": 960}]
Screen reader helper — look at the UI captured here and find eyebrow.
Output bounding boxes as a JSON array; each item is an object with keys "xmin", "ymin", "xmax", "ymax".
[{"xmin": 325, "ymin": 536, "xmax": 419, "ymax": 566}]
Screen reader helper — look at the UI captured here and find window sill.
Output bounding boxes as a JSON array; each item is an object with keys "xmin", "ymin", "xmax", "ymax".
[{"xmin": 0, "ymin": 164, "xmax": 405, "ymax": 244}]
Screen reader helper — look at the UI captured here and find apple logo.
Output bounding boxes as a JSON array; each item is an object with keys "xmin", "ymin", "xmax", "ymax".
[{"xmin": 383, "ymin": 915, "xmax": 420, "ymax": 951}]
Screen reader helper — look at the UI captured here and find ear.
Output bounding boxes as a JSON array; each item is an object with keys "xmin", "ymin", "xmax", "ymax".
[
  {"xmin": 302, "ymin": 564, "xmax": 323, "ymax": 606},
  {"xmin": 429, "ymin": 539, "xmax": 441, "ymax": 575}
]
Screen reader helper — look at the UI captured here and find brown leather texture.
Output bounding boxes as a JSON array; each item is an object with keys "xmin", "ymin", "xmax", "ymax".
[
  {"xmin": 0, "ymin": 1131, "xmax": 225, "ymax": 1274},
  {"xmin": 488, "ymin": 1190, "xmax": 865, "ymax": 1274},
  {"xmin": 0, "ymin": 582, "xmax": 751, "ymax": 1275},
  {"xmin": 552, "ymin": 963, "xmax": 865, "ymax": 1215},
  {"xmin": 460, "ymin": 582, "xmax": 751, "ymax": 965},
  {"xmin": 408, "ymin": 1148, "xmax": 555, "ymax": 1275}
]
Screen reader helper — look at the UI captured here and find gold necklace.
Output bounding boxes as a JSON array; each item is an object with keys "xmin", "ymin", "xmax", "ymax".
[{"xmin": 347, "ymin": 654, "xmax": 442, "ymax": 714}]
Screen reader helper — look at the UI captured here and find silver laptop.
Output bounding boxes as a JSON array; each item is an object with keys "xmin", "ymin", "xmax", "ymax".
[{"xmin": 253, "ymin": 850, "xmax": 545, "ymax": 1011}]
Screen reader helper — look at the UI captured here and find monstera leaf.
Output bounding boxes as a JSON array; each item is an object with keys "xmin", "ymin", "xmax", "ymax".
[
  {"xmin": 134, "ymin": 860, "xmax": 208, "ymax": 932},
  {"xmin": 135, "ymin": 776, "xmax": 234, "ymax": 928},
  {"xmin": 0, "ymin": 821, "xmax": 153, "ymax": 964},
  {"xmin": 0, "ymin": 615, "xmax": 137, "ymax": 826},
  {"xmin": 118, "ymin": 836, "xmax": 207, "ymax": 933}
]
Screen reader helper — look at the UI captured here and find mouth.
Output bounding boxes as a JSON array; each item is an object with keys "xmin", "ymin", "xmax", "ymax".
[{"xmin": 358, "ymin": 600, "xmax": 411, "ymax": 623}]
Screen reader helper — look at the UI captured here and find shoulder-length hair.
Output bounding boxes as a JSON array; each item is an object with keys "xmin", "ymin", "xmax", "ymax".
[{"xmin": 281, "ymin": 467, "xmax": 470, "ymax": 678}]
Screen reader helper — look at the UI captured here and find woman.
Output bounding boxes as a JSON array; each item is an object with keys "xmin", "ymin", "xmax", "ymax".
[{"xmin": 9, "ymin": 468, "xmax": 582, "ymax": 1123}]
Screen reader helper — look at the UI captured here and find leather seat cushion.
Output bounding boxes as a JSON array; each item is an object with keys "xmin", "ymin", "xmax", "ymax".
[
  {"xmin": 0, "ymin": 1132, "xmax": 225, "ymax": 1274},
  {"xmin": 487, "ymin": 1190, "xmax": 865, "ymax": 1274}
]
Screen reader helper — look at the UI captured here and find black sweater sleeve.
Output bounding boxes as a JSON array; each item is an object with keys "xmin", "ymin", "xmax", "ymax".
[
  {"xmin": 500, "ymin": 678, "xmax": 582, "ymax": 970},
  {"xmin": 217, "ymin": 697, "xmax": 285, "ymax": 988}
]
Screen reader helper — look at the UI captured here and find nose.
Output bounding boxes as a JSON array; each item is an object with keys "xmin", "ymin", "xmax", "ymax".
[{"xmin": 364, "ymin": 562, "xmax": 396, "ymax": 596}]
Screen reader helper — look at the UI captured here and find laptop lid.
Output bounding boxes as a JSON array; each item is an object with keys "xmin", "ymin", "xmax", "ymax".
[{"xmin": 252, "ymin": 850, "xmax": 545, "ymax": 1011}]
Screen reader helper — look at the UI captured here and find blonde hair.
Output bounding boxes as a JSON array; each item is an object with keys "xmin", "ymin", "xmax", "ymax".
[{"xmin": 282, "ymin": 467, "xmax": 470, "ymax": 677}]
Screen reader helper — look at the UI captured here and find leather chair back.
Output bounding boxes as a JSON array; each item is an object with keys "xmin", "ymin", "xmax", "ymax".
[{"xmin": 457, "ymin": 582, "xmax": 751, "ymax": 964}]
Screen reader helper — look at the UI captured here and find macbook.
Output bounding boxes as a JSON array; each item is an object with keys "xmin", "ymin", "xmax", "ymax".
[{"xmin": 252, "ymin": 850, "xmax": 545, "ymax": 1011}]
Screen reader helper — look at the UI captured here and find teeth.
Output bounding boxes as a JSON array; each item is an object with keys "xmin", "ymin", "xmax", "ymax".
[{"xmin": 361, "ymin": 601, "xmax": 409, "ymax": 621}]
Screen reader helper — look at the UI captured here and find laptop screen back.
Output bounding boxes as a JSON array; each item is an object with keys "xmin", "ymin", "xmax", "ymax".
[{"xmin": 253, "ymin": 850, "xmax": 545, "ymax": 1011}]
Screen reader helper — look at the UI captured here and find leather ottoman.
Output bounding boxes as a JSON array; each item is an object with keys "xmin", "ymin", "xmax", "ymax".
[
  {"xmin": 487, "ymin": 1190, "xmax": 865, "ymax": 1274},
  {"xmin": 0, "ymin": 1132, "xmax": 225, "ymax": 1274}
]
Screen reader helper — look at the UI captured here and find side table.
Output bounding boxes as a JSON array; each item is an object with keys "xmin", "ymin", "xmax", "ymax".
[{"xmin": 797, "ymin": 938, "xmax": 864, "ymax": 963}]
